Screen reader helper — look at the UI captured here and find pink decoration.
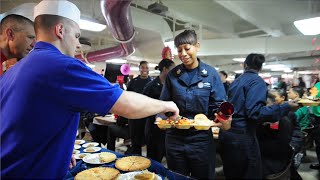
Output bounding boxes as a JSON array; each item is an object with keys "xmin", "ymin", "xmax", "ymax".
[
  {"xmin": 120, "ymin": 64, "xmax": 131, "ymax": 75},
  {"xmin": 312, "ymin": 37, "xmax": 317, "ymax": 45},
  {"xmin": 315, "ymin": 58, "xmax": 320, "ymax": 64},
  {"xmin": 162, "ymin": 47, "xmax": 173, "ymax": 60},
  {"xmin": 316, "ymin": 46, "xmax": 320, "ymax": 51}
]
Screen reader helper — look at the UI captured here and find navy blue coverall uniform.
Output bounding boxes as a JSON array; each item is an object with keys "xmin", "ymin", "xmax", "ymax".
[
  {"xmin": 143, "ymin": 76, "xmax": 166, "ymax": 162},
  {"xmin": 219, "ymin": 70, "xmax": 291, "ymax": 179},
  {"xmin": 160, "ymin": 59, "xmax": 226, "ymax": 179},
  {"xmin": 126, "ymin": 75, "xmax": 152, "ymax": 155}
]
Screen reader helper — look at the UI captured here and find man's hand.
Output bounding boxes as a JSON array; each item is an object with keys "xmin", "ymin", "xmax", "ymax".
[
  {"xmin": 69, "ymin": 155, "xmax": 76, "ymax": 170},
  {"xmin": 212, "ymin": 113, "xmax": 232, "ymax": 131},
  {"xmin": 162, "ymin": 101, "xmax": 180, "ymax": 120}
]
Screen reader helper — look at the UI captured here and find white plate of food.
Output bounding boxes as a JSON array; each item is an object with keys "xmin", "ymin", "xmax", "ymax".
[
  {"xmin": 82, "ymin": 142, "xmax": 99, "ymax": 148},
  {"xmin": 117, "ymin": 170, "xmax": 162, "ymax": 180},
  {"xmin": 75, "ymin": 140, "xmax": 85, "ymax": 145},
  {"xmin": 74, "ymin": 144, "xmax": 81, "ymax": 150},
  {"xmin": 74, "ymin": 153, "xmax": 91, "ymax": 160},
  {"xmin": 83, "ymin": 147, "xmax": 101, "ymax": 153},
  {"xmin": 73, "ymin": 149, "xmax": 80, "ymax": 155},
  {"xmin": 82, "ymin": 152, "xmax": 116, "ymax": 164}
]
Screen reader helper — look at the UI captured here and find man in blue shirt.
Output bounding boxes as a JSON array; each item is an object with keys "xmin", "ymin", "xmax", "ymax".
[{"xmin": 0, "ymin": 0, "xmax": 179, "ymax": 178}]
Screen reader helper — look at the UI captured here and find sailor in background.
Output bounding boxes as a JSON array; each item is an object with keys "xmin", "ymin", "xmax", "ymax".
[{"xmin": 160, "ymin": 30, "xmax": 231, "ymax": 179}]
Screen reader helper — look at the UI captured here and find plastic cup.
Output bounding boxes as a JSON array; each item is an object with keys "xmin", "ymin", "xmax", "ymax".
[{"xmin": 216, "ymin": 102, "xmax": 234, "ymax": 122}]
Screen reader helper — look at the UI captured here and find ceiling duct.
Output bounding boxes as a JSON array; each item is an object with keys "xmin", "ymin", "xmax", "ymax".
[
  {"xmin": 76, "ymin": 0, "xmax": 135, "ymax": 62},
  {"xmin": 148, "ymin": 1, "xmax": 168, "ymax": 15}
]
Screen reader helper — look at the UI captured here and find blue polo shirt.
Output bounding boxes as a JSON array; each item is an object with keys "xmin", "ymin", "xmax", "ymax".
[{"xmin": 0, "ymin": 42, "xmax": 123, "ymax": 178}]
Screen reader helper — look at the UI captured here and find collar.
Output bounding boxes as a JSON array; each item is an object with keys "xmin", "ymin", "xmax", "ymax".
[
  {"xmin": 34, "ymin": 41, "xmax": 61, "ymax": 53},
  {"xmin": 176, "ymin": 58, "xmax": 208, "ymax": 86},
  {"xmin": 175, "ymin": 58, "xmax": 208, "ymax": 77},
  {"xmin": 244, "ymin": 69, "xmax": 259, "ymax": 74},
  {"xmin": 137, "ymin": 75, "xmax": 151, "ymax": 81}
]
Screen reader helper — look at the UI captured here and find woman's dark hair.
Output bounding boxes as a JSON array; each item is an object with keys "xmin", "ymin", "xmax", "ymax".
[
  {"xmin": 139, "ymin": 61, "xmax": 148, "ymax": 67},
  {"xmin": 244, "ymin": 53, "xmax": 265, "ymax": 71},
  {"xmin": 291, "ymin": 86, "xmax": 304, "ymax": 98},
  {"xmin": 174, "ymin": 30, "xmax": 197, "ymax": 48},
  {"xmin": 155, "ymin": 58, "xmax": 174, "ymax": 72},
  {"xmin": 219, "ymin": 71, "xmax": 228, "ymax": 78}
]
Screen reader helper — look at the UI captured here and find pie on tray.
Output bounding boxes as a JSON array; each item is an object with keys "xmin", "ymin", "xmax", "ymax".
[
  {"xmin": 115, "ymin": 156, "xmax": 151, "ymax": 171},
  {"xmin": 194, "ymin": 114, "xmax": 213, "ymax": 130},
  {"xmin": 298, "ymin": 99, "xmax": 320, "ymax": 106},
  {"xmin": 134, "ymin": 171, "xmax": 157, "ymax": 180},
  {"xmin": 74, "ymin": 167, "xmax": 120, "ymax": 180},
  {"xmin": 99, "ymin": 152, "xmax": 117, "ymax": 163}
]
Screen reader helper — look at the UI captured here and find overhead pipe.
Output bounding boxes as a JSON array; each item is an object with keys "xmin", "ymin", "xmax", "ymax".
[{"xmin": 76, "ymin": 0, "xmax": 135, "ymax": 62}]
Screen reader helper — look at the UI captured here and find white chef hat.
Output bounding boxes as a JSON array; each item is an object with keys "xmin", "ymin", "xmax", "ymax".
[
  {"xmin": 0, "ymin": 3, "xmax": 37, "ymax": 22},
  {"xmin": 34, "ymin": 0, "xmax": 80, "ymax": 25}
]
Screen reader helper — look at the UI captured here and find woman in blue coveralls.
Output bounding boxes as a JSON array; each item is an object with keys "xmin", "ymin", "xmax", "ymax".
[
  {"xmin": 218, "ymin": 53, "xmax": 299, "ymax": 179},
  {"xmin": 160, "ymin": 30, "xmax": 231, "ymax": 179}
]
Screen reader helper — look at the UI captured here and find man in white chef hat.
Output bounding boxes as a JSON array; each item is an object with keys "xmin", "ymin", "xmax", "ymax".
[{"xmin": 0, "ymin": 0, "xmax": 179, "ymax": 179}]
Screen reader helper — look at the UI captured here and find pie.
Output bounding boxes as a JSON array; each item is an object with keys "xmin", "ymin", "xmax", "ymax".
[
  {"xmin": 74, "ymin": 167, "xmax": 120, "ymax": 180},
  {"xmin": 194, "ymin": 114, "xmax": 213, "ymax": 130},
  {"xmin": 115, "ymin": 156, "xmax": 151, "ymax": 171},
  {"xmin": 85, "ymin": 148, "xmax": 95, "ymax": 152},
  {"xmin": 99, "ymin": 152, "xmax": 117, "ymax": 163},
  {"xmin": 134, "ymin": 171, "xmax": 156, "ymax": 180}
]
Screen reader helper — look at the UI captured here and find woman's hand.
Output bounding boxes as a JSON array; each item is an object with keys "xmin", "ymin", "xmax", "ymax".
[{"xmin": 213, "ymin": 113, "xmax": 232, "ymax": 131}]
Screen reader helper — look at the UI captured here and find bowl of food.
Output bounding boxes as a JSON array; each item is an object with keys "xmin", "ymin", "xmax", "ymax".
[
  {"xmin": 193, "ymin": 114, "xmax": 213, "ymax": 130},
  {"xmin": 174, "ymin": 117, "xmax": 194, "ymax": 129},
  {"xmin": 155, "ymin": 119, "xmax": 174, "ymax": 129}
]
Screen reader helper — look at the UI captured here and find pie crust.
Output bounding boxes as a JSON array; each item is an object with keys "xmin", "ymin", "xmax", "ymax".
[
  {"xmin": 74, "ymin": 167, "xmax": 120, "ymax": 180},
  {"xmin": 115, "ymin": 156, "xmax": 151, "ymax": 171}
]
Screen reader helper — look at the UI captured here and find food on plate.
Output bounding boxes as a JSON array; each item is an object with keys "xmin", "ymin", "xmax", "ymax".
[
  {"xmin": 174, "ymin": 117, "xmax": 194, "ymax": 129},
  {"xmin": 298, "ymin": 99, "xmax": 320, "ymax": 106},
  {"xmin": 134, "ymin": 171, "xmax": 156, "ymax": 180},
  {"xmin": 74, "ymin": 167, "xmax": 120, "ymax": 180},
  {"xmin": 115, "ymin": 156, "xmax": 151, "ymax": 171},
  {"xmin": 99, "ymin": 152, "xmax": 117, "ymax": 163},
  {"xmin": 85, "ymin": 148, "xmax": 95, "ymax": 152},
  {"xmin": 75, "ymin": 140, "xmax": 85, "ymax": 145},
  {"xmin": 78, "ymin": 154, "xmax": 88, "ymax": 159},
  {"xmin": 156, "ymin": 119, "xmax": 174, "ymax": 129},
  {"xmin": 73, "ymin": 150, "xmax": 80, "ymax": 154},
  {"xmin": 194, "ymin": 114, "xmax": 213, "ymax": 130}
]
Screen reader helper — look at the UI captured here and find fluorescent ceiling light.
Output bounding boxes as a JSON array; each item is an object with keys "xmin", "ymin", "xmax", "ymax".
[
  {"xmin": 215, "ymin": 67, "xmax": 219, "ymax": 70},
  {"xmin": 130, "ymin": 67, "xmax": 139, "ymax": 71},
  {"xmin": 259, "ymin": 73, "xmax": 271, "ymax": 78},
  {"xmin": 164, "ymin": 41, "xmax": 177, "ymax": 55},
  {"xmin": 263, "ymin": 64, "xmax": 287, "ymax": 69},
  {"xmin": 271, "ymin": 67, "xmax": 289, "ymax": 71},
  {"xmin": 105, "ymin": 59, "xmax": 127, "ymax": 64},
  {"xmin": 284, "ymin": 69, "xmax": 293, "ymax": 73},
  {"xmin": 79, "ymin": 19, "xmax": 106, "ymax": 32},
  {"xmin": 149, "ymin": 70, "xmax": 160, "ymax": 74},
  {"xmin": 233, "ymin": 58, "xmax": 245, "ymax": 62},
  {"xmin": 298, "ymin": 71, "xmax": 317, "ymax": 74},
  {"xmin": 149, "ymin": 63, "xmax": 158, "ymax": 68},
  {"xmin": 234, "ymin": 70, "xmax": 243, "ymax": 74},
  {"xmin": 294, "ymin": 17, "xmax": 320, "ymax": 35}
]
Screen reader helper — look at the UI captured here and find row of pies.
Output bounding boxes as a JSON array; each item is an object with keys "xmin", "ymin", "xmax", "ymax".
[
  {"xmin": 156, "ymin": 114, "xmax": 214, "ymax": 130},
  {"xmin": 75, "ymin": 156, "xmax": 153, "ymax": 180}
]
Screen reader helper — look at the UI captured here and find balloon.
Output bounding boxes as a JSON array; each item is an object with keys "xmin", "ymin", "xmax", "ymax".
[{"xmin": 120, "ymin": 64, "xmax": 131, "ymax": 75}]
